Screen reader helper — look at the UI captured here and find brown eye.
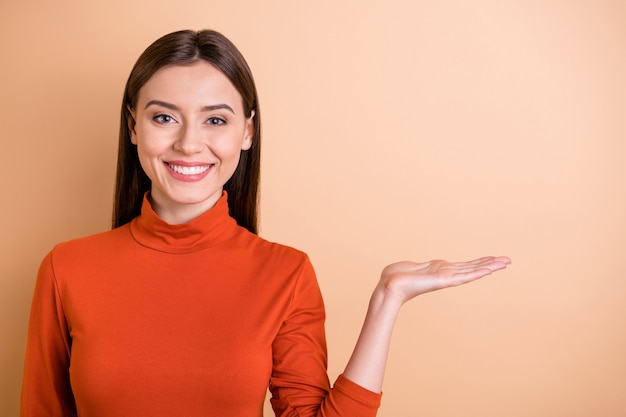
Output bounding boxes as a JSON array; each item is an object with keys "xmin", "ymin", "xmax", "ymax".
[
  {"xmin": 207, "ymin": 117, "xmax": 226, "ymax": 125},
  {"xmin": 154, "ymin": 114, "xmax": 175, "ymax": 124}
]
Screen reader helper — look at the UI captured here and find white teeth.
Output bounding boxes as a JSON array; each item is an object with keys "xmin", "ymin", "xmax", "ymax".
[{"xmin": 168, "ymin": 164, "xmax": 210, "ymax": 175}]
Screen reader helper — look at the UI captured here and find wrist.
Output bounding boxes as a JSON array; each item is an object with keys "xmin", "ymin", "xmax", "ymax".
[{"xmin": 369, "ymin": 282, "xmax": 404, "ymax": 315}]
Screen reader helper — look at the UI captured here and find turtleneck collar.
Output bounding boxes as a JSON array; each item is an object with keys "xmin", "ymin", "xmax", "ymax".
[{"xmin": 129, "ymin": 191, "xmax": 238, "ymax": 253}]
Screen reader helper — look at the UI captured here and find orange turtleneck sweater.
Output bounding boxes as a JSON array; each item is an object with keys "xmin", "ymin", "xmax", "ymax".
[{"xmin": 21, "ymin": 193, "xmax": 381, "ymax": 416}]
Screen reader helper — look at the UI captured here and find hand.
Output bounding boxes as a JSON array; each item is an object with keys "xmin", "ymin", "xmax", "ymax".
[
  {"xmin": 378, "ymin": 256, "xmax": 511, "ymax": 305},
  {"xmin": 344, "ymin": 256, "xmax": 510, "ymax": 392}
]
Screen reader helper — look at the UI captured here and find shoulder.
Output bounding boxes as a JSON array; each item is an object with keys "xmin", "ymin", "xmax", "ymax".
[
  {"xmin": 233, "ymin": 227, "xmax": 315, "ymax": 273},
  {"xmin": 48, "ymin": 225, "xmax": 132, "ymax": 265},
  {"xmin": 35, "ymin": 225, "xmax": 132, "ymax": 290},
  {"xmin": 244, "ymin": 228, "xmax": 310, "ymax": 258}
]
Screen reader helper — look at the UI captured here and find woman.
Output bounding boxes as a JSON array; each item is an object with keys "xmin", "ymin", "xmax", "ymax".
[{"xmin": 21, "ymin": 29, "xmax": 510, "ymax": 416}]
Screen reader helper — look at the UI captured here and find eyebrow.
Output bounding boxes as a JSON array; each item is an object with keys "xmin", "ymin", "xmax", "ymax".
[{"xmin": 144, "ymin": 100, "xmax": 235, "ymax": 114}]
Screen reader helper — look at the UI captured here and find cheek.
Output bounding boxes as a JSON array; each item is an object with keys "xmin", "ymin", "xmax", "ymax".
[
  {"xmin": 211, "ymin": 143, "xmax": 243, "ymax": 179},
  {"xmin": 217, "ymin": 147, "xmax": 243, "ymax": 169},
  {"xmin": 212, "ymin": 136, "xmax": 246, "ymax": 162},
  {"xmin": 135, "ymin": 128, "xmax": 170, "ymax": 158},
  {"xmin": 134, "ymin": 135, "xmax": 168, "ymax": 178},
  {"xmin": 134, "ymin": 145, "xmax": 156, "ymax": 180},
  {"xmin": 135, "ymin": 141, "xmax": 157, "ymax": 166}
]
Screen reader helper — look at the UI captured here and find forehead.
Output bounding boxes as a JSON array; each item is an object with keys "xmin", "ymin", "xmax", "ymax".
[{"xmin": 137, "ymin": 61, "xmax": 243, "ymax": 110}]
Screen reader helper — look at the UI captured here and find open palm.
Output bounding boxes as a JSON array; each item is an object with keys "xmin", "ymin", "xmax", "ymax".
[{"xmin": 379, "ymin": 256, "xmax": 511, "ymax": 304}]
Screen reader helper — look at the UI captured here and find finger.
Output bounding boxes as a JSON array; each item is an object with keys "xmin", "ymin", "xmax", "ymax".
[
  {"xmin": 445, "ymin": 260, "xmax": 498, "ymax": 273},
  {"xmin": 452, "ymin": 256, "xmax": 511, "ymax": 270},
  {"xmin": 445, "ymin": 268, "xmax": 495, "ymax": 287},
  {"xmin": 490, "ymin": 256, "xmax": 512, "ymax": 265},
  {"xmin": 451, "ymin": 257, "xmax": 494, "ymax": 267},
  {"xmin": 483, "ymin": 257, "xmax": 512, "ymax": 271}
]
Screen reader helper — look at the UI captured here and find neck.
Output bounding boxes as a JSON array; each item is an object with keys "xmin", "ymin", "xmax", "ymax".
[{"xmin": 149, "ymin": 194, "xmax": 222, "ymax": 225}]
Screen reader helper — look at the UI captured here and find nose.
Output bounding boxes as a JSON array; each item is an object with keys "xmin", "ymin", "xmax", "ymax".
[{"xmin": 173, "ymin": 124, "xmax": 205, "ymax": 155}]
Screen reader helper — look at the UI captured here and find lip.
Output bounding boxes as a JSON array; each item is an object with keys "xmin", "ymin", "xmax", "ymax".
[{"xmin": 165, "ymin": 160, "xmax": 213, "ymax": 182}]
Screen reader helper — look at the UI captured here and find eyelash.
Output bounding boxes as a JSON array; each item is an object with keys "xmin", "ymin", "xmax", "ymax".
[
  {"xmin": 154, "ymin": 114, "xmax": 176, "ymax": 124},
  {"xmin": 207, "ymin": 117, "xmax": 226, "ymax": 126},
  {"xmin": 152, "ymin": 114, "xmax": 226, "ymax": 126}
]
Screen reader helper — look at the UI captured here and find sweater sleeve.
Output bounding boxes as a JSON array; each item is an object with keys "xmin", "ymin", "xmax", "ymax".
[
  {"xmin": 269, "ymin": 257, "xmax": 382, "ymax": 417},
  {"xmin": 21, "ymin": 250, "xmax": 77, "ymax": 417}
]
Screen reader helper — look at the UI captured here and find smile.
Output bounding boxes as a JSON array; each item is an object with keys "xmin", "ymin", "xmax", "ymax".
[{"xmin": 167, "ymin": 163, "xmax": 212, "ymax": 175}]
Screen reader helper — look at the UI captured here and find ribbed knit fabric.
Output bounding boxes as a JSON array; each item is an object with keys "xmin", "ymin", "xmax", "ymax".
[{"xmin": 21, "ymin": 192, "xmax": 381, "ymax": 416}]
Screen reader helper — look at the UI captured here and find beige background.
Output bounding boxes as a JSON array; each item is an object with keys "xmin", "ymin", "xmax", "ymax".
[{"xmin": 2, "ymin": 1, "xmax": 625, "ymax": 416}]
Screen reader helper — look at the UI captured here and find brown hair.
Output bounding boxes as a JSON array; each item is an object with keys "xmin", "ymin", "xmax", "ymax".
[{"xmin": 112, "ymin": 29, "xmax": 261, "ymax": 233}]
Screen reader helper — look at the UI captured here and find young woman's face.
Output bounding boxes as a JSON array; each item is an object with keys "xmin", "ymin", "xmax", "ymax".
[{"xmin": 130, "ymin": 61, "xmax": 254, "ymax": 224}]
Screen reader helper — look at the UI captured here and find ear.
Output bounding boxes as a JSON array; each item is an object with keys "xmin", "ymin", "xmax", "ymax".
[
  {"xmin": 127, "ymin": 105, "xmax": 137, "ymax": 145},
  {"xmin": 241, "ymin": 110, "xmax": 255, "ymax": 151}
]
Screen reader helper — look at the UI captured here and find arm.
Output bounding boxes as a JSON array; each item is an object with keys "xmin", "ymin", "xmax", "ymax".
[
  {"xmin": 21, "ymin": 251, "xmax": 77, "ymax": 417},
  {"xmin": 343, "ymin": 256, "xmax": 511, "ymax": 393},
  {"xmin": 269, "ymin": 256, "xmax": 382, "ymax": 417}
]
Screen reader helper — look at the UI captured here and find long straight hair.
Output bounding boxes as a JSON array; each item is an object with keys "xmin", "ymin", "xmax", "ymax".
[{"xmin": 112, "ymin": 30, "xmax": 261, "ymax": 233}]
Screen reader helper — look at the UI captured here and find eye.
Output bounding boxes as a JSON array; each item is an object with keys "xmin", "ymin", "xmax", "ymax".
[
  {"xmin": 153, "ymin": 114, "xmax": 176, "ymax": 124},
  {"xmin": 207, "ymin": 117, "xmax": 226, "ymax": 126}
]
